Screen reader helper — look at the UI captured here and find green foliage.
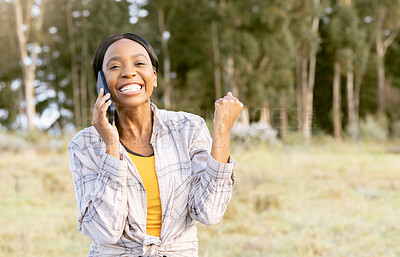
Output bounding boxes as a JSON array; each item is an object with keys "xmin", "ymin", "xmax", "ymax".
[
  {"xmin": 0, "ymin": 82, "xmax": 18, "ymax": 129},
  {"xmin": 327, "ymin": 2, "xmax": 366, "ymax": 69},
  {"xmin": 1, "ymin": 0, "xmax": 400, "ymax": 139}
]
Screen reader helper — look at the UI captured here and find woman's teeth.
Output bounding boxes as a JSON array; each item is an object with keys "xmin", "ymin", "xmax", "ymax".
[{"xmin": 120, "ymin": 84, "xmax": 142, "ymax": 92}]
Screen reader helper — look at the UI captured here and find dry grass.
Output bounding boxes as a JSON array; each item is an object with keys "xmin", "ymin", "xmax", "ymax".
[
  {"xmin": 1, "ymin": 134, "xmax": 399, "ymax": 256},
  {"xmin": 199, "ymin": 141, "xmax": 400, "ymax": 257}
]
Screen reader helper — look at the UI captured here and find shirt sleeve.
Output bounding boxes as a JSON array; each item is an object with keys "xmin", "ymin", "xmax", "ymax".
[
  {"xmin": 187, "ymin": 117, "xmax": 236, "ymax": 225},
  {"xmin": 68, "ymin": 130, "xmax": 129, "ymax": 244}
]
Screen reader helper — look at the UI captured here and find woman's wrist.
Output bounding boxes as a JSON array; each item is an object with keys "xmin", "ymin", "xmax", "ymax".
[
  {"xmin": 106, "ymin": 148, "xmax": 121, "ymax": 159},
  {"xmin": 106, "ymin": 141, "xmax": 121, "ymax": 159},
  {"xmin": 211, "ymin": 127, "xmax": 231, "ymax": 163},
  {"xmin": 213, "ymin": 123, "xmax": 231, "ymax": 136}
]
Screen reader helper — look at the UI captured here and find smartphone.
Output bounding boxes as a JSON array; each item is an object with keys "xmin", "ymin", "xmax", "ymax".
[{"xmin": 96, "ymin": 71, "xmax": 115, "ymax": 124}]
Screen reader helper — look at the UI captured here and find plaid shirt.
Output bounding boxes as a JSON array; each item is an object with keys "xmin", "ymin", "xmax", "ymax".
[{"xmin": 68, "ymin": 103, "xmax": 236, "ymax": 257}]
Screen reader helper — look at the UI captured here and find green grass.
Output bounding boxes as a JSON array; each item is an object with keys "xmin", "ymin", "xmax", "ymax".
[{"xmin": 1, "ymin": 136, "xmax": 400, "ymax": 256}]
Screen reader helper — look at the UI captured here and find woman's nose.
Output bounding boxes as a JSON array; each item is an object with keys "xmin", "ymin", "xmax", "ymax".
[{"xmin": 121, "ymin": 66, "xmax": 137, "ymax": 78}]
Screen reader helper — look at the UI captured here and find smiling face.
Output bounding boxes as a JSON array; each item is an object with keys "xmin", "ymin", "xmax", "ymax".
[{"xmin": 102, "ymin": 38, "xmax": 157, "ymax": 110}]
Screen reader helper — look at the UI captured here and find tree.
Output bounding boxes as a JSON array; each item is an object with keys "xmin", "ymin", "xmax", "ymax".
[
  {"xmin": 13, "ymin": 0, "xmax": 46, "ymax": 131},
  {"xmin": 338, "ymin": 1, "xmax": 366, "ymax": 137},
  {"xmin": 374, "ymin": 1, "xmax": 400, "ymax": 114},
  {"xmin": 247, "ymin": 0, "xmax": 295, "ymax": 137},
  {"xmin": 209, "ymin": 0, "xmax": 296, "ymax": 136},
  {"xmin": 291, "ymin": 0, "xmax": 323, "ymax": 141},
  {"xmin": 139, "ymin": 0, "xmax": 180, "ymax": 109},
  {"xmin": 66, "ymin": 0, "xmax": 81, "ymax": 128},
  {"xmin": 304, "ymin": 0, "xmax": 321, "ymax": 141},
  {"xmin": 0, "ymin": 1, "xmax": 21, "ymax": 129},
  {"xmin": 65, "ymin": 0, "xmax": 132, "ymax": 129},
  {"xmin": 356, "ymin": 0, "xmax": 400, "ymax": 114},
  {"xmin": 327, "ymin": 0, "xmax": 359, "ymax": 139}
]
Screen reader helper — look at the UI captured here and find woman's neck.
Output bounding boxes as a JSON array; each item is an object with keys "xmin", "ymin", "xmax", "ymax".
[{"xmin": 116, "ymin": 102, "xmax": 153, "ymax": 141}]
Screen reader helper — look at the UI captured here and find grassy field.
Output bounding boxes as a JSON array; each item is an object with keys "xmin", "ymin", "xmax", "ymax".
[{"xmin": 1, "ymin": 133, "xmax": 399, "ymax": 257}]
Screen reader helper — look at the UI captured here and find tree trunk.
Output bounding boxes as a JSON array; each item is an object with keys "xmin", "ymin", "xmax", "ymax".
[
  {"xmin": 225, "ymin": 54, "xmax": 238, "ymax": 96},
  {"xmin": 280, "ymin": 107, "xmax": 288, "ymax": 139},
  {"xmin": 333, "ymin": 61, "xmax": 342, "ymax": 140},
  {"xmin": 304, "ymin": 53, "xmax": 317, "ymax": 141},
  {"xmin": 24, "ymin": 71, "xmax": 36, "ymax": 131},
  {"xmin": 157, "ymin": 7, "xmax": 172, "ymax": 109},
  {"xmin": 346, "ymin": 66, "xmax": 355, "ymax": 129},
  {"xmin": 375, "ymin": 9, "xmax": 400, "ymax": 114},
  {"xmin": 301, "ymin": 57, "xmax": 308, "ymax": 136},
  {"xmin": 353, "ymin": 41, "xmax": 372, "ymax": 128},
  {"xmin": 14, "ymin": 0, "xmax": 45, "ymax": 131},
  {"xmin": 295, "ymin": 52, "xmax": 303, "ymax": 133},
  {"xmin": 303, "ymin": 0, "xmax": 320, "ymax": 141},
  {"xmin": 66, "ymin": 1, "xmax": 81, "ymax": 128},
  {"xmin": 223, "ymin": 54, "xmax": 248, "ymax": 126},
  {"xmin": 354, "ymin": 72, "xmax": 363, "ymax": 126},
  {"xmin": 14, "ymin": 0, "xmax": 31, "ymax": 130},
  {"xmin": 376, "ymin": 48, "xmax": 385, "ymax": 114},
  {"xmin": 212, "ymin": 20, "xmax": 222, "ymax": 99},
  {"xmin": 259, "ymin": 102, "xmax": 270, "ymax": 125},
  {"xmin": 80, "ymin": 14, "xmax": 88, "ymax": 127},
  {"xmin": 304, "ymin": 85, "xmax": 314, "ymax": 141},
  {"xmin": 238, "ymin": 106, "xmax": 250, "ymax": 128},
  {"xmin": 18, "ymin": 82, "xmax": 25, "ymax": 128},
  {"xmin": 375, "ymin": 10, "xmax": 386, "ymax": 114}
]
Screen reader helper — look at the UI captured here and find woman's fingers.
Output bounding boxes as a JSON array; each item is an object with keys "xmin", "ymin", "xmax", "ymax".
[
  {"xmin": 91, "ymin": 89, "xmax": 119, "ymax": 150},
  {"xmin": 99, "ymin": 93, "xmax": 111, "ymax": 108},
  {"xmin": 94, "ymin": 88, "xmax": 111, "ymax": 108},
  {"xmin": 100, "ymin": 99, "xmax": 111, "ymax": 113},
  {"xmin": 92, "ymin": 91, "xmax": 112, "ymax": 126},
  {"xmin": 94, "ymin": 93, "xmax": 111, "ymax": 111},
  {"xmin": 216, "ymin": 92, "xmax": 241, "ymax": 106},
  {"xmin": 94, "ymin": 88, "xmax": 104, "ymax": 106},
  {"xmin": 222, "ymin": 92, "xmax": 241, "ymax": 102}
]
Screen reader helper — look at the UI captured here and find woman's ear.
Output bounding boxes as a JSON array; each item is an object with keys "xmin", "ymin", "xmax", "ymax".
[{"xmin": 153, "ymin": 70, "xmax": 157, "ymax": 88}]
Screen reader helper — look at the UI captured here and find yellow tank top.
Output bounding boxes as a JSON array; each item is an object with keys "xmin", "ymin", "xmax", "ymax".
[{"xmin": 128, "ymin": 152, "xmax": 162, "ymax": 237}]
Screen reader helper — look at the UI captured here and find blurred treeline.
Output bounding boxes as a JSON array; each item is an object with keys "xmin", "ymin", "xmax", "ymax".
[{"xmin": 1, "ymin": 0, "xmax": 400, "ymax": 141}]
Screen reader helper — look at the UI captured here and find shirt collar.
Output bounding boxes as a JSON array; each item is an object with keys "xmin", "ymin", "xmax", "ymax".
[{"xmin": 150, "ymin": 102, "xmax": 168, "ymax": 132}]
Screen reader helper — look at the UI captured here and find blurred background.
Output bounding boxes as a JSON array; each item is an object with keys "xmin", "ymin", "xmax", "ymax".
[
  {"xmin": 1, "ymin": 0, "xmax": 400, "ymax": 139},
  {"xmin": 1, "ymin": 0, "xmax": 400, "ymax": 256}
]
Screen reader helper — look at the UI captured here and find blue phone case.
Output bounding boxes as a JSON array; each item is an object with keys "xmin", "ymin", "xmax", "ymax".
[{"xmin": 97, "ymin": 71, "xmax": 115, "ymax": 124}]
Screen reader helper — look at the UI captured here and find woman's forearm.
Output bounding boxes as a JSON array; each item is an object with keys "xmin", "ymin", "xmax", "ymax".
[
  {"xmin": 211, "ymin": 91, "xmax": 243, "ymax": 163},
  {"xmin": 211, "ymin": 128, "xmax": 231, "ymax": 163}
]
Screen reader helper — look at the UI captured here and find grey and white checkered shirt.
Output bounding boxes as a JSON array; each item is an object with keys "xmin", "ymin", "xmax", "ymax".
[{"xmin": 68, "ymin": 103, "xmax": 236, "ymax": 257}]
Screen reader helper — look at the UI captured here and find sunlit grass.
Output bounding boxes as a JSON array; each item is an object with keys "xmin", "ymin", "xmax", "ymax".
[
  {"xmin": 1, "ymin": 134, "xmax": 399, "ymax": 256},
  {"xmin": 199, "ymin": 141, "xmax": 400, "ymax": 257},
  {"xmin": 0, "ymin": 148, "xmax": 91, "ymax": 257}
]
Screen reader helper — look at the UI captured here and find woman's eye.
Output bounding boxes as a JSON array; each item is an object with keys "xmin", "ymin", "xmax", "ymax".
[
  {"xmin": 109, "ymin": 65, "xmax": 119, "ymax": 70},
  {"xmin": 136, "ymin": 62, "xmax": 145, "ymax": 66}
]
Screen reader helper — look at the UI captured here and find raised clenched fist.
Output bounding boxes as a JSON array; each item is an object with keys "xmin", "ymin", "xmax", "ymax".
[{"xmin": 213, "ymin": 92, "xmax": 244, "ymax": 134}]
